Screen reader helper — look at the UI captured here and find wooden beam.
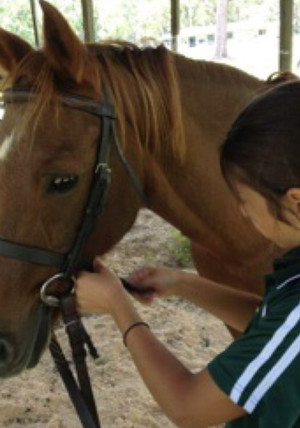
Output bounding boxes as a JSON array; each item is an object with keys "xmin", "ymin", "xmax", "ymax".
[
  {"xmin": 279, "ymin": 0, "xmax": 294, "ymax": 71},
  {"xmin": 29, "ymin": 0, "xmax": 39, "ymax": 47},
  {"xmin": 81, "ymin": 0, "xmax": 95, "ymax": 42},
  {"xmin": 171, "ymin": 0, "xmax": 180, "ymax": 52}
]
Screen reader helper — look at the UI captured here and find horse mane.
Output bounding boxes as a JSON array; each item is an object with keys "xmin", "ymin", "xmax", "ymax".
[
  {"xmin": 90, "ymin": 42, "xmax": 185, "ymax": 160},
  {"xmin": 5, "ymin": 39, "xmax": 294, "ymax": 159},
  {"xmin": 2, "ymin": 43, "xmax": 185, "ymax": 161}
]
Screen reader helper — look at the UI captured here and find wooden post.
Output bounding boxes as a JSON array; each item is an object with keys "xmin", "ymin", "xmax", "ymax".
[
  {"xmin": 81, "ymin": 0, "xmax": 95, "ymax": 42},
  {"xmin": 171, "ymin": 0, "xmax": 180, "ymax": 52},
  {"xmin": 279, "ymin": 0, "xmax": 294, "ymax": 71},
  {"xmin": 29, "ymin": 0, "xmax": 39, "ymax": 47}
]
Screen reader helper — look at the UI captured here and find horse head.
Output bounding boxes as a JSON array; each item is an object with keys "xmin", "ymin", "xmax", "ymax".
[{"xmin": 0, "ymin": 1, "xmax": 176, "ymax": 377}]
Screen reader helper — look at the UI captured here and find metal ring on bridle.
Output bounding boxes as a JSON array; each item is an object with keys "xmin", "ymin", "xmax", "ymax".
[{"xmin": 40, "ymin": 273, "xmax": 76, "ymax": 307}]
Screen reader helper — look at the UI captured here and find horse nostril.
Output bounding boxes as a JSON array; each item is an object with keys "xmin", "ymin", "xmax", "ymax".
[{"xmin": 0, "ymin": 339, "xmax": 14, "ymax": 367}]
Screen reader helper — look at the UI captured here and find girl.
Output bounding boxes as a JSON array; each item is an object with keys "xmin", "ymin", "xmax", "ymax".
[{"xmin": 76, "ymin": 79, "xmax": 300, "ymax": 427}]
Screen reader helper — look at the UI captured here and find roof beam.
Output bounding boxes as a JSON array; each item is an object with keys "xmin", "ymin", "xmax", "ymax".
[
  {"xmin": 279, "ymin": 0, "xmax": 294, "ymax": 71},
  {"xmin": 81, "ymin": 0, "xmax": 95, "ymax": 42},
  {"xmin": 29, "ymin": 0, "xmax": 40, "ymax": 47},
  {"xmin": 171, "ymin": 0, "xmax": 180, "ymax": 52}
]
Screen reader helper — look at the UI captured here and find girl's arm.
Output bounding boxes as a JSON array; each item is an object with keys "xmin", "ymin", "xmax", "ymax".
[
  {"xmin": 129, "ymin": 268, "xmax": 262, "ymax": 332},
  {"xmin": 112, "ymin": 294, "xmax": 246, "ymax": 428},
  {"xmin": 76, "ymin": 260, "xmax": 246, "ymax": 428}
]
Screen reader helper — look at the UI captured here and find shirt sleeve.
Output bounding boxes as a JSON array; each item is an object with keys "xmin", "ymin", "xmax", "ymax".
[{"xmin": 207, "ymin": 298, "xmax": 300, "ymax": 418}]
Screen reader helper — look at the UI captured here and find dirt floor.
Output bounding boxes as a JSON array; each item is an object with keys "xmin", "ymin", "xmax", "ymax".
[{"xmin": 0, "ymin": 209, "xmax": 231, "ymax": 428}]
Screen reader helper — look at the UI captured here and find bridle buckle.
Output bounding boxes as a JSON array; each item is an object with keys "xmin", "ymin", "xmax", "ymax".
[
  {"xmin": 40, "ymin": 273, "xmax": 76, "ymax": 307},
  {"xmin": 94, "ymin": 162, "xmax": 111, "ymax": 175}
]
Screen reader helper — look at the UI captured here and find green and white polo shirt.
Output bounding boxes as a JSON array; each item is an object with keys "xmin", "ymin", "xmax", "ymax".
[{"xmin": 207, "ymin": 246, "xmax": 300, "ymax": 428}]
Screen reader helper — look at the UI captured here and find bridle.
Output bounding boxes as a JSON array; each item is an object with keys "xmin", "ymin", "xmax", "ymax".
[
  {"xmin": 1, "ymin": 87, "xmax": 148, "ymax": 285},
  {"xmin": 0, "ymin": 86, "xmax": 149, "ymax": 428}
]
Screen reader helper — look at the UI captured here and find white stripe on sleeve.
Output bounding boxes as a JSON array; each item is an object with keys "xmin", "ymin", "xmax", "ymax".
[
  {"xmin": 277, "ymin": 273, "xmax": 300, "ymax": 290},
  {"xmin": 244, "ymin": 333, "xmax": 300, "ymax": 413},
  {"xmin": 230, "ymin": 300, "xmax": 300, "ymax": 404}
]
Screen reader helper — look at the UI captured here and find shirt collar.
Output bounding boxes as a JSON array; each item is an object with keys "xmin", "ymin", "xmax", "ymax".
[{"xmin": 265, "ymin": 246, "xmax": 300, "ymax": 290}]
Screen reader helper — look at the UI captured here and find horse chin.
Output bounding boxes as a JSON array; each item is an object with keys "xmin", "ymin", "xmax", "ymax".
[
  {"xmin": 0, "ymin": 304, "xmax": 53, "ymax": 378},
  {"xmin": 26, "ymin": 304, "xmax": 53, "ymax": 370}
]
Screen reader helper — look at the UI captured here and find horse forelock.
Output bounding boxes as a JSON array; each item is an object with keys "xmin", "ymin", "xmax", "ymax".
[
  {"xmin": 1, "ymin": 48, "xmax": 101, "ymax": 139},
  {"xmin": 1, "ymin": 43, "xmax": 185, "ymax": 161}
]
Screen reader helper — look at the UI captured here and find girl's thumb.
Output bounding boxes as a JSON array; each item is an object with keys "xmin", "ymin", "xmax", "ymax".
[{"xmin": 93, "ymin": 256, "xmax": 104, "ymax": 272}]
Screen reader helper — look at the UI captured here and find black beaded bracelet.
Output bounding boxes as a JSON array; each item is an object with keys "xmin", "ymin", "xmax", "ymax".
[{"xmin": 123, "ymin": 321, "xmax": 150, "ymax": 347}]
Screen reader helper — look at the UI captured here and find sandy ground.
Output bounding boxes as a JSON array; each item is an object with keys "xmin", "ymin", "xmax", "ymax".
[{"xmin": 0, "ymin": 209, "xmax": 231, "ymax": 428}]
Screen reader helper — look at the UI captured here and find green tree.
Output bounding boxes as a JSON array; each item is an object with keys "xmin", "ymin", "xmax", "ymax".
[
  {"xmin": 180, "ymin": 0, "xmax": 216, "ymax": 27},
  {"xmin": 0, "ymin": 0, "xmax": 34, "ymax": 44},
  {"xmin": 94, "ymin": 0, "xmax": 170, "ymax": 42}
]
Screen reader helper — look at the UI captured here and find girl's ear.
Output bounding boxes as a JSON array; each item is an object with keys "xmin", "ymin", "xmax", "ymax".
[
  {"xmin": 284, "ymin": 188, "xmax": 300, "ymax": 227},
  {"xmin": 0, "ymin": 27, "xmax": 33, "ymax": 76},
  {"xmin": 40, "ymin": 0, "xmax": 88, "ymax": 83},
  {"xmin": 286, "ymin": 188, "xmax": 300, "ymax": 209}
]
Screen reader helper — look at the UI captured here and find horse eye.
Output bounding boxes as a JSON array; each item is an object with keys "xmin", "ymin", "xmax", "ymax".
[{"xmin": 47, "ymin": 175, "xmax": 79, "ymax": 194}]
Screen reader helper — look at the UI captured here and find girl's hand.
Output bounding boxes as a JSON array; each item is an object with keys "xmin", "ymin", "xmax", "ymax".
[
  {"xmin": 76, "ymin": 257, "xmax": 127, "ymax": 315},
  {"xmin": 128, "ymin": 266, "xmax": 182, "ymax": 304}
]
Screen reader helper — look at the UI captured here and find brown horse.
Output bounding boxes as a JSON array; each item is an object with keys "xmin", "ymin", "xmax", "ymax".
[{"xmin": 0, "ymin": 1, "xmax": 284, "ymax": 378}]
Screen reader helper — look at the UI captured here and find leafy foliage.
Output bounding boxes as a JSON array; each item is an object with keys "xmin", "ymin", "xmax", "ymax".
[
  {"xmin": 0, "ymin": 0, "xmax": 34, "ymax": 44},
  {"xmin": 168, "ymin": 229, "xmax": 192, "ymax": 268}
]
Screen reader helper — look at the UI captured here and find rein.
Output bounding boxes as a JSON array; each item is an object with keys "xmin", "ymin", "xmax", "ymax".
[{"xmin": 0, "ymin": 87, "xmax": 149, "ymax": 428}]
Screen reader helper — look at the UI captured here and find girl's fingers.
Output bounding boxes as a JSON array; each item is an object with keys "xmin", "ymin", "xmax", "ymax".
[{"xmin": 129, "ymin": 266, "xmax": 155, "ymax": 286}]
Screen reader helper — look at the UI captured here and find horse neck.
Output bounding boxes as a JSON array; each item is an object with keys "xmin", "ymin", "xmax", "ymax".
[
  {"xmin": 144, "ymin": 54, "xmax": 262, "ymax": 241},
  {"xmin": 175, "ymin": 55, "xmax": 262, "ymax": 134}
]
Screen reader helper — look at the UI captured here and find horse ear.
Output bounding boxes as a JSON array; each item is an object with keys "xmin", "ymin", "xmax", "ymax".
[
  {"xmin": 40, "ymin": 0, "xmax": 88, "ymax": 83},
  {"xmin": 0, "ymin": 27, "xmax": 33, "ymax": 76}
]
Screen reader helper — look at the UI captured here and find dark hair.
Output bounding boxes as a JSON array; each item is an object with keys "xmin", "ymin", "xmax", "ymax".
[{"xmin": 220, "ymin": 79, "xmax": 300, "ymax": 219}]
